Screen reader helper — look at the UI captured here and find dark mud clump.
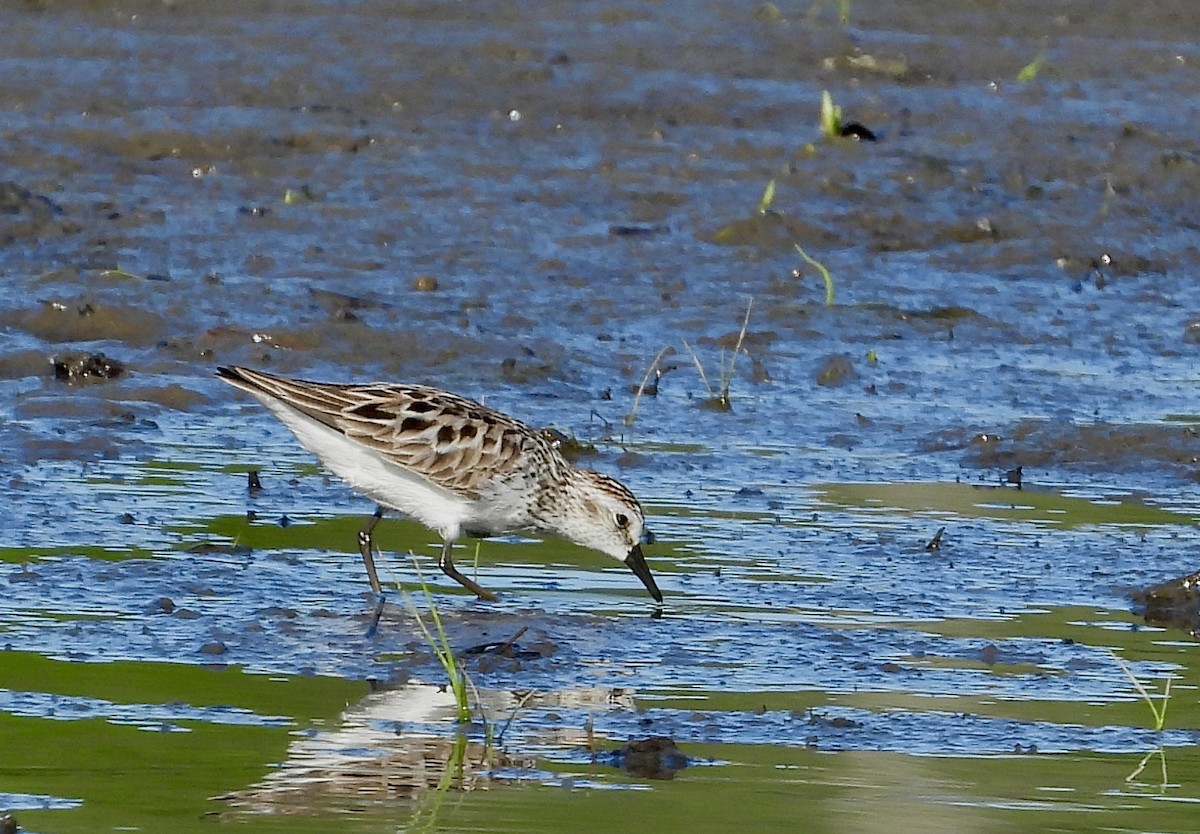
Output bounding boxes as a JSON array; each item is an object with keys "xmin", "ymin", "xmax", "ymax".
[
  {"xmin": 52, "ymin": 351, "xmax": 125, "ymax": 382},
  {"xmin": 815, "ymin": 353, "xmax": 857, "ymax": 387},
  {"xmin": 117, "ymin": 383, "xmax": 208, "ymax": 411},
  {"xmin": 1133, "ymin": 570, "xmax": 1200, "ymax": 637},
  {"xmin": 18, "ymin": 300, "xmax": 168, "ymax": 347},
  {"xmin": 601, "ymin": 736, "xmax": 689, "ymax": 780},
  {"xmin": 539, "ymin": 428, "xmax": 599, "ymax": 462},
  {"xmin": 933, "ymin": 420, "xmax": 1200, "ymax": 480},
  {"xmin": 0, "ymin": 182, "xmax": 78, "ymax": 243}
]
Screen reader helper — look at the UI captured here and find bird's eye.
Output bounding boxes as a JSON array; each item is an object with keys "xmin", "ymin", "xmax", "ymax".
[{"xmin": 615, "ymin": 512, "xmax": 629, "ymax": 528}]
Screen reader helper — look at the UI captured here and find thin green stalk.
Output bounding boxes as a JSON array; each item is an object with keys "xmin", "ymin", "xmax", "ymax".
[
  {"xmin": 585, "ymin": 714, "xmax": 597, "ymax": 761},
  {"xmin": 795, "ymin": 243, "xmax": 835, "ymax": 306},
  {"xmin": 1111, "ymin": 649, "xmax": 1172, "ymax": 732},
  {"xmin": 495, "ymin": 690, "xmax": 538, "ymax": 747},
  {"xmin": 1126, "ymin": 746, "xmax": 1169, "ymax": 789},
  {"xmin": 719, "ymin": 297, "xmax": 753, "ymax": 401},
  {"xmin": 462, "ymin": 670, "xmax": 493, "ymax": 763},
  {"xmin": 680, "ymin": 339, "xmax": 715, "ymax": 398},
  {"xmin": 624, "ymin": 345, "xmax": 671, "ymax": 426},
  {"xmin": 409, "ymin": 731, "xmax": 468, "ymax": 833},
  {"xmin": 404, "ymin": 559, "xmax": 471, "ymax": 723}
]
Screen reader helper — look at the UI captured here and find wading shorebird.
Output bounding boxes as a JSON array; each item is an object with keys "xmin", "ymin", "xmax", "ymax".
[{"xmin": 216, "ymin": 366, "xmax": 662, "ymax": 603}]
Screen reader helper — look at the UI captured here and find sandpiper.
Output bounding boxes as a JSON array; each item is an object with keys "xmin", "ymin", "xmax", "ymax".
[{"xmin": 216, "ymin": 366, "xmax": 662, "ymax": 603}]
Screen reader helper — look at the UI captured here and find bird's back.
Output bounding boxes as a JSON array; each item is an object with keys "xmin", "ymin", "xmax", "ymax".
[{"xmin": 217, "ymin": 366, "xmax": 563, "ymax": 501}]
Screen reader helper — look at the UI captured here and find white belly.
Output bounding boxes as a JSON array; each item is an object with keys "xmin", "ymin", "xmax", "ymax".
[{"xmin": 251, "ymin": 393, "xmax": 473, "ymax": 539}]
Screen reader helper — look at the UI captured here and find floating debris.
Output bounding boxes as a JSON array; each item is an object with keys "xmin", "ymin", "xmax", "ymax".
[
  {"xmin": 839, "ymin": 121, "xmax": 877, "ymax": 141},
  {"xmin": 461, "ymin": 626, "xmax": 543, "ymax": 660},
  {"xmin": 925, "ymin": 526, "xmax": 946, "ymax": 551},
  {"xmin": 1003, "ymin": 466, "xmax": 1024, "ymax": 489}
]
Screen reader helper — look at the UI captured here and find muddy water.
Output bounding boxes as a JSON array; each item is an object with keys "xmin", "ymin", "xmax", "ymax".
[{"xmin": 3, "ymin": 1, "xmax": 1200, "ymax": 831}]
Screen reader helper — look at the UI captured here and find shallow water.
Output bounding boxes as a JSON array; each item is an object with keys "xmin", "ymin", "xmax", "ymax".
[{"xmin": 2, "ymin": 0, "xmax": 1200, "ymax": 831}]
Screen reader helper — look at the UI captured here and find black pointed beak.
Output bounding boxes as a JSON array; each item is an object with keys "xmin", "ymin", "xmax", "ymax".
[{"xmin": 626, "ymin": 543, "xmax": 663, "ymax": 603}]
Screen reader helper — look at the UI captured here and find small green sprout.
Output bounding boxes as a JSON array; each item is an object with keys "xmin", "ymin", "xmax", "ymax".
[
  {"xmin": 683, "ymin": 297, "xmax": 753, "ymax": 411},
  {"xmin": 1017, "ymin": 51, "xmax": 1048, "ymax": 83},
  {"xmin": 757, "ymin": 179, "xmax": 777, "ymax": 214},
  {"xmin": 820, "ymin": 90, "xmax": 842, "ymax": 139}
]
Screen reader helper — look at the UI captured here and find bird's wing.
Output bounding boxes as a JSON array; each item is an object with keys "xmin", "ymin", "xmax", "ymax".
[{"xmin": 217, "ymin": 366, "xmax": 541, "ymax": 496}]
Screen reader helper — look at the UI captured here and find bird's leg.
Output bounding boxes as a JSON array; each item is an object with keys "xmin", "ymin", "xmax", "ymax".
[
  {"xmin": 439, "ymin": 539, "xmax": 498, "ymax": 601},
  {"xmin": 357, "ymin": 506, "xmax": 385, "ymax": 595},
  {"xmin": 366, "ymin": 596, "xmax": 386, "ymax": 637}
]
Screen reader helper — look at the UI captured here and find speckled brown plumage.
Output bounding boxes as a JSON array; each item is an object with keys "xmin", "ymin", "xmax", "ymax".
[
  {"xmin": 234, "ymin": 372, "xmax": 563, "ymax": 498},
  {"xmin": 216, "ymin": 365, "xmax": 662, "ymax": 603}
]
